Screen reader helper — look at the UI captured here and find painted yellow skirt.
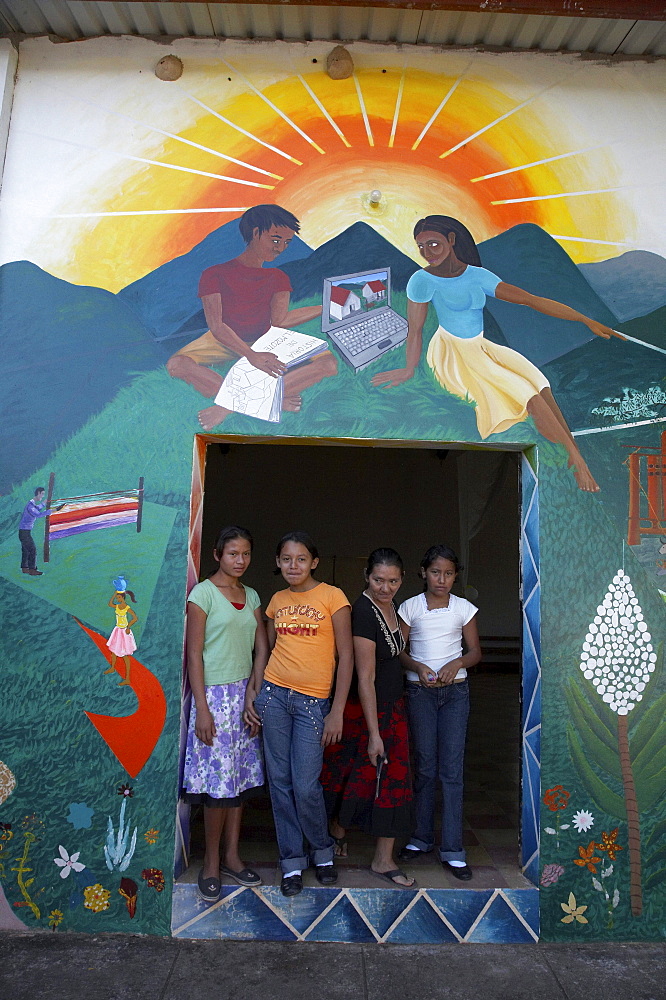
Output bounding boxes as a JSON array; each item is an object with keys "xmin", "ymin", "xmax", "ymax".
[{"xmin": 426, "ymin": 327, "xmax": 550, "ymax": 439}]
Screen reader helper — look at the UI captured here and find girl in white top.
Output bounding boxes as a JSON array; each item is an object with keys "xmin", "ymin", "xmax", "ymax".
[{"xmin": 398, "ymin": 545, "xmax": 481, "ymax": 880}]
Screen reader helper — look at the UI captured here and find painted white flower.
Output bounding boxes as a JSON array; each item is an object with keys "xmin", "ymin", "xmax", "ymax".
[
  {"xmin": 53, "ymin": 845, "xmax": 85, "ymax": 879},
  {"xmin": 580, "ymin": 570, "xmax": 653, "ymax": 715},
  {"xmin": 572, "ymin": 809, "xmax": 595, "ymax": 834}
]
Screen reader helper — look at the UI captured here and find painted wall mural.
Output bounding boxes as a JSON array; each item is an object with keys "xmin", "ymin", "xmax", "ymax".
[{"xmin": 0, "ymin": 35, "xmax": 664, "ymax": 940}]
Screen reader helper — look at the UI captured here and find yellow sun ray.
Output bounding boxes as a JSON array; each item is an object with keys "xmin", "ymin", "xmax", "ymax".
[
  {"xmin": 50, "ymin": 208, "xmax": 250, "ymax": 218},
  {"xmin": 219, "ymin": 58, "xmax": 326, "ymax": 155},
  {"xmin": 388, "ymin": 66, "xmax": 406, "ymax": 149},
  {"xmin": 297, "ymin": 75, "xmax": 351, "ymax": 148},
  {"xmin": 411, "ymin": 68, "xmax": 469, "ymax": 152},
  {"xmin": 471, "ymin": 145, "xmax": 608, "ymax": 182},
  {"xmin": 548, "ymin": 234, "xmax": 637, "ymax": 246},
  {"xmin": 353, "ymin": 74, "xmax": 374, "ymax": 148},
  {"xmin": 76, "ymin": 98, "xmax": 282, "ymax": 179},
  {"xmin": 472, "ymin": 137, "xmax": 666, "ymax": 183},
  {"xmin": 176, "ymin": 85, "xmax": 303, "ymax": 165},
  {"xmin": 492, "ymin": 186, "xmax": 636, "ymax": 205},
  {"xmin": 18, "ymin": 131, "xmax": 275, "ymax": 189},
  {"xmin": 439, "ymin": 82, "xmax": 560, "ymax": 160}
]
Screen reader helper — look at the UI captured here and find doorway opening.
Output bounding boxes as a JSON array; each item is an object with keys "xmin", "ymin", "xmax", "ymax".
[{"xmin": 176, "ymin": 436, "xmax": 539, "ymax": 900}]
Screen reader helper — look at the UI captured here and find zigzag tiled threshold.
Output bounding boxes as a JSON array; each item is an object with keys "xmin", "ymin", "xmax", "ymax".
[{"xmin": 172, "ymin": 884, "xmax": 539, "ymax": 943}]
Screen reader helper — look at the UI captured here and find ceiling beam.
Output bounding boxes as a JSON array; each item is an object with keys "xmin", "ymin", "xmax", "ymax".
[{"xmin": 93, "ymin": 0, "xmax": 665, "ymax": 20}]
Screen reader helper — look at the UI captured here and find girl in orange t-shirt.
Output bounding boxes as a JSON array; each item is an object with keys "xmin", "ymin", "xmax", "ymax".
[{"xmin": 245, "ymin": 531, "xmax": 353, "ymax": 898}]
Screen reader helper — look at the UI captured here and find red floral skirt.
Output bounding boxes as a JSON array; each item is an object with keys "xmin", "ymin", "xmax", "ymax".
[{"xmin": 321, "ymin": 695, "xmax": 413, "ymax": 839}]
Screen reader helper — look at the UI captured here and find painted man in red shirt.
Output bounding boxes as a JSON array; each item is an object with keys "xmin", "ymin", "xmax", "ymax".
[{"xmin": 167, "ymin": 204, "xmax": 336, "ymax": 430}]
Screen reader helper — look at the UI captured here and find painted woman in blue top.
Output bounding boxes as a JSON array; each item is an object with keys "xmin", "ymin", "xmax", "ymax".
[{"xmin": 372, "ymin": 215, "xmax": 623, "ymax": 493}]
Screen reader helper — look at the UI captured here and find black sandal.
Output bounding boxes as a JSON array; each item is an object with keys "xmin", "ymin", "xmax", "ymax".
[{"xmin": 281, "ymin": 873, "xmax": 303, "ymax": 897}]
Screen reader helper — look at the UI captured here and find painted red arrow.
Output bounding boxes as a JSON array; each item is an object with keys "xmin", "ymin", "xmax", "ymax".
[{"xmin": 75, "ymin": 618, "xmax": 167, "ymax": 779}]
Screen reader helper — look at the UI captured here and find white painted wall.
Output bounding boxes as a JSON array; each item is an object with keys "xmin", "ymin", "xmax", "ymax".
[{"xmin": 0, "ymin": 40, "xmax": 17, "ymax": 197}]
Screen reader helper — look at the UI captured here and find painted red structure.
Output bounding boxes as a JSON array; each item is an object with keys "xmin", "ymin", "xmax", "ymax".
[{"xmin": 626, "ymin": 430, "xmax": 666, "ymax": 546}]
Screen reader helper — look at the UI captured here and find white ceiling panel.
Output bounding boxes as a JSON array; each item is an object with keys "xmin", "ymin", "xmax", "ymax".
[{"xmin": 0, "ymin": 2, "xmax": 663, "ymax": 56}]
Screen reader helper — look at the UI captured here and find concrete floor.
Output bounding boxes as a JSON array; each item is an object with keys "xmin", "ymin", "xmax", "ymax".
[{"xmin": 1, "ymin": 931, "xmax": 664, "ymax": 1000}]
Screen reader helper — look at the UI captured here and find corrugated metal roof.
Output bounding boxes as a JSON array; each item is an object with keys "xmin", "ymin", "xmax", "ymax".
[{"xmin": 0, "ymin": 1, "xmax": 664, "ymax": 56}]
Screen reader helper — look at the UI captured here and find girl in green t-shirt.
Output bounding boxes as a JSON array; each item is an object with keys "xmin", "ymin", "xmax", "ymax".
[{"xmin": 182, "ymin": 525, "xmax": 269, "ymax": 904}]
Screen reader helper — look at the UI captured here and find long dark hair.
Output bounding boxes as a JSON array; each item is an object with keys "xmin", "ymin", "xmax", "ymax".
[
  {"xmin": 274, "ymin": 531, "xmax": 319, "ymax": 574},
  {"xmin": 419, "ymin": 544, "xmax": 462, "ymax": 590},
  {"xmin": 214, "ymin": 525, "xmax": 253, "ymax": 555},
  {"xmin": 365, "ymin": 547, "xmax": 404, "ymax": 576},
  {"xmin": 413, "ymin": 216, "xmax": 481, "ymax": 267}
]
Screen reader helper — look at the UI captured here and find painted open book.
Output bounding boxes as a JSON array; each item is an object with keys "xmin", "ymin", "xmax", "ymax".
[{"xmin": 213, "ymin": 327, "xmax": 329, "ymax": 423}]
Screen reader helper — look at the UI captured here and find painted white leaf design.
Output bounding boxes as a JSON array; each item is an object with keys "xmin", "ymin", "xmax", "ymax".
[
  {"xmin": 545, "ymin": 827, "xmax": 556, "ymax": 835},
  {"xmin": 579, "ymin": 569, "xmax": 656, "ymax": 715},
  {"xmin": 613, "ymin": 889, "xmax": 620, "ymax": 908},
  {"xmin": 592, "ymin": 878, "xmax": 603, "ymax": 892},
  {"xmin": 560, "ymin": 824, "xmax": 570, "ymax": 830}
]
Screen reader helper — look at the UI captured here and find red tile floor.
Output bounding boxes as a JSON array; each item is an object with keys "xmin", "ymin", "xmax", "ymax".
[{"xmin": 179, "ymin": 671, "xmax": 535, "ymax": 891}]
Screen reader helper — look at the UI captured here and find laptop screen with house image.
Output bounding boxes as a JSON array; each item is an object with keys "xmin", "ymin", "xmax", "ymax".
[{"xmin": 321, "ymin": 267, "xmax": 408, "ymax": 371}]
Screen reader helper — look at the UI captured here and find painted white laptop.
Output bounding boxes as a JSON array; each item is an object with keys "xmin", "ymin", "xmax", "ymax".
[{"xmin": 322, "ymin": 267, "xmax": 408, "ymax": 372}]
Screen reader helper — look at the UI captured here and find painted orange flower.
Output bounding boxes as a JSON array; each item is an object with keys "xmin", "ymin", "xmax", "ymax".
[
  {"xmin": 143, "ymin": 828, "xmax": 159, "ymax": 845},
  {"xmin": 543, "ymin": 785, "xmax": 570, "ymax": 812},
  {"xmin": 573, "ymin": 841, "xmax": 601, "ymax": 873},
  {"xmin": 597, "ymin": 828, "xmax": 624, "ymax": 861}
]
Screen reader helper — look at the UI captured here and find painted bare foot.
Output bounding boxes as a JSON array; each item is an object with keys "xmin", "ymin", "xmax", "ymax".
[
  {"xmin": 198, "ymin": 405, "xmax": 230, "ymax": 431},
  {"xmin": 103, "ymin": 666, "xmax": 115, "ymax": 674},
  {"xmin": 570, "ymin": 458, "xmax": 600, "ymax": 493},
  {"xmin": 282, "ymin": 394, "xmax": 302, "ymax": 413},
  {"xmin": 118, "ymin": 679, "xmax": 131, "ymax": 686}
]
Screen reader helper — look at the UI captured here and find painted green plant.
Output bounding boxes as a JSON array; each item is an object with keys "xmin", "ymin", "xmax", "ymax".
[
  {"xmin": 11, "ymin": 815, "xmax": 45, "ymax": 921},
  {"xmin": 566, "ymin": 569, "xmax": 666, "ymax": 917},
  {"xmin": 104, "ymin": 798, "xmax": 138, "ymax": 872}
]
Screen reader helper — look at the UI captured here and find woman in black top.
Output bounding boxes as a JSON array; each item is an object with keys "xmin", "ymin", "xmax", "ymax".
[{"xmin": 322, "ymin": 549, "xmax": 415, "ymax": 887}]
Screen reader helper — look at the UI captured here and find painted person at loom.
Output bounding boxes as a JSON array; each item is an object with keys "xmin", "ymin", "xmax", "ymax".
[{"xmin": 17, "ymin": 487, "xmax": 65, "ymax": 576}]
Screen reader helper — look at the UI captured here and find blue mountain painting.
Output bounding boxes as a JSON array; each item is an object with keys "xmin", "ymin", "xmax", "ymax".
[{"xmin": 117, "ymin": 217, "xmax": 312, "ymax": 342}]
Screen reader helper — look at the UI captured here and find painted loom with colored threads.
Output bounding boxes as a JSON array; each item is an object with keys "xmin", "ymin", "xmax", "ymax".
[{"xmin": 43, "ymin": 473, "xmax": 144, "ymax": 561}]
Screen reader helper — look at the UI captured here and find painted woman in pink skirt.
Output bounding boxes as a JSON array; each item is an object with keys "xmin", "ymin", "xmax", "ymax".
[{"xmin": 105, "ymin": 588, "xmax": 138, "ymax": 687}]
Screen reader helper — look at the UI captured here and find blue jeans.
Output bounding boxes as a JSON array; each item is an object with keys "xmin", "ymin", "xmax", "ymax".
[
  {"xmin": 405, "ymin": 680, "xmax": 470, "ymax": 862},
  {"xmin": 255, "ymin": 681, "xmax": 335, "ymax": 873}
]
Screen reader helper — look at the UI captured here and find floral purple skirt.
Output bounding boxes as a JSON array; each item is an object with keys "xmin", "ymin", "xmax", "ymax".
[{"xmin": 182, "ymin": 678, "xmax": 264, "ymax": 806}]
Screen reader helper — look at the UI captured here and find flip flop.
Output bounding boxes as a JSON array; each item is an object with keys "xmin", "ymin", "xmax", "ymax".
[
  {"xmin": 219, "ymin": 865, "xmax": 262, "ymax": 887},
  {"xmin": 369, "ymin": 867, "xmax": 416, "ymax": 888},
  {"xmin": 333, "ymin": 835, "xmax": 348, "ymax": 858}
]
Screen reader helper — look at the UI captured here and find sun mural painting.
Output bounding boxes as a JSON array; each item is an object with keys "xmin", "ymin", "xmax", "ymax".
[{"xmin": 1, "ymin": 40, "xmax": 662, "ymax": 495}]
